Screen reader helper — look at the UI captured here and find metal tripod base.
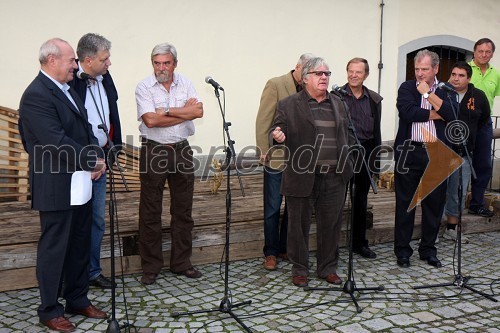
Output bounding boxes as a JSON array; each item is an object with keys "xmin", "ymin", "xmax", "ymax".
[
  {"xmin": 414, "ymin": 274, "xmax": 498, "ymax": 302},
  {"xmin": 306, "ymin": 280, "xmax": 384, "ymax": 313},
  {"xmin": 106, "ymin": 319, "xmax": 120, "ymax": 333},
  {"xmin": 171, "ymin": 298, "xmax": 253, "ymax": 332}
]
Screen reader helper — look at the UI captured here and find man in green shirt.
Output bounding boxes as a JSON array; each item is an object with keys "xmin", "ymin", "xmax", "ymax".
[{"xmin": 468, "ymin": 38, "xmax": 500, "ymax": 217}]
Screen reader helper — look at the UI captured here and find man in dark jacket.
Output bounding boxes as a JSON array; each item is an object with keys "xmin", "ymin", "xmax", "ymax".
[
  {"xmin": 69, "ymin": 33, "xmax": 122, "ymax": 289},
  {"xmin": 271, "ymin": 57, "xmax": 354, "ymax": 287},
  {"xmin": 443, "ymin": 61, "xmax": 490, "ymax": 242},
  {"xmin": 19, "ymin": 37, "xmax": 107, "ymax": 332},
  {"xmin": 341, "ymin": 57, "xmax": 383, "ymax": 259}
]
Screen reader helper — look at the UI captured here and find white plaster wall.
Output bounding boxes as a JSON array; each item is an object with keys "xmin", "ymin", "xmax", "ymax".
[{"xmin": 0, "ymin": 0, "xmax": 499, "ymax": 157}]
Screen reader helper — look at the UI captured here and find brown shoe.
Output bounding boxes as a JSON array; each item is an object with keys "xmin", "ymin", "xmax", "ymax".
[
  {"xmin": 40, "ymin": 316, "xmax": 75, "ymax": 332},
  {"xmin": 263, "ymin": 255, "xmax": 277, "ymax": 270},
  {"xmin": 140, "ymin": 273, "xmax": 158, "ymax": 285},
  {"xmin": 325, "ymin": 273, "xmax": 342, "ymax": 285},
  {"xmin": 172, "ymin": 267, "xmax": 202, "ymax": 278},
  {"xmin": 66, "ymin": 304, "xmax": 107, "ymax": 319},
  {"xmin": 292, "ymin": 275, "xmax": 308, "ymax": 287}
]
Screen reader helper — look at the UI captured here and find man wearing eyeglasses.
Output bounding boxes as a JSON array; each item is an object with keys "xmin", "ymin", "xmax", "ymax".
[
  {"xmin": 255, "ymin": 53, "xmax": 314, "ymax": 271},
  {"xmin": 467, "ymin": 38, "xmax": 499, "ymax": 218},
  {"xmin": 271, "ymin": 57, "xmax": 354, "ymax": 287}
]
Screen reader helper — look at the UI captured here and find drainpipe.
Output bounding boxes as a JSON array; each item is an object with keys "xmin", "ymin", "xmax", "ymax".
[{"xmin": 377, "ymin": 0, "xmax": 385, "ymax": 94}]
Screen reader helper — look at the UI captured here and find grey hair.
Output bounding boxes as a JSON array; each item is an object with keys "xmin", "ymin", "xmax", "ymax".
[
  {"xmin": 76, "ymin": 33, "xmax": 111, "ymax": 59},
  {"xmin": 297, "ymin": 53, "xmax": 315, "ymax": 66},
  {"xmin": 39, "ymin": 38, "xmax": 68, "ymax": 65},
  {"xmin": 301, "ymin": 57, "xmax": 329, "ymax": 81},
  {"xmin": 415, "ymin": 49, "xmax": 440, "ymax": 68},
  {"xmin": 151, "ymin": 43, "xmax": 178, "ymax": 64}
]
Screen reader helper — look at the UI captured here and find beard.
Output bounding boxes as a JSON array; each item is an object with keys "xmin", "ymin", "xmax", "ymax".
[{"xmin": 156, "ymin": 71, "xmax": 170, "ymax": 83}]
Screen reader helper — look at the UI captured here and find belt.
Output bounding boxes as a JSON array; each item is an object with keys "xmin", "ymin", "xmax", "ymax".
[
  {"xmin": 410, "ymin": 141, "xmax": 428, "ymax": 148},
  {"xmin": 142, "ymin": 138, "xmax": 189, "ymax": 150}
]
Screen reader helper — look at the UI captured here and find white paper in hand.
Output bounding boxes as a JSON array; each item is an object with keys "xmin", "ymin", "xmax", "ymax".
[{"xmin": 70, "ymin": 171, "xmax": 92, "ymax": 205}]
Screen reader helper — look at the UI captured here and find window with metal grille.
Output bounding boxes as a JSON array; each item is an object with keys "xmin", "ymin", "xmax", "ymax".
[{"xmin": 406, "ymin": 45, "xmax": 473, "ymax": 82}]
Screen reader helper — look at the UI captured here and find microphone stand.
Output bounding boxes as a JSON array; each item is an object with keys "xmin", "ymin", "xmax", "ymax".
[
  {"xmin": 414, "ymin": 91, "xmax": 497, "ymax": 302},
  {"xmin": 171, "ymin": 86, "xmax": 252, "ymax": 332},
  {"xmin": 85, "ymin": 80, "xmax": 132, "ymax": 332},
  {"xmin": 305, "ymin": 90, "xmax": 384, "ymax": 313}
]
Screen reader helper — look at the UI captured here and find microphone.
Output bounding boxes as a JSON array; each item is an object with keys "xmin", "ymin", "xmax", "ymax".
[
  {"xmin": 331, "ymin": 84, "xmax": 350, "ymax": 96},
  {"xmin": 438, "ymin": 82, "xmax": 455, "ymax": 93},
  {"xmin": 76, "ymin": 70, "xmax": 96, "ymax": 81},
  {"xmin": 205, "ymin": 76, "xmax": 224, "ymax": 91}
]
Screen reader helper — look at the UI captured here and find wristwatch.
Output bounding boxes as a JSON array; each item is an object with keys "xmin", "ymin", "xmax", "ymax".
[
  {"xmin": 423, "ymin": 91, "xmax": 431, "ymax": 99},
  {"xmin": 164, "ymin": 107, "xmax": 170, "ymax": 116}
]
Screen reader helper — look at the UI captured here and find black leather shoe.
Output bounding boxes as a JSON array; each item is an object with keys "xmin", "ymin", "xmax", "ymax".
[
  {"xmin": 468, "ymin": 207, "xmax": 494, "ymax": 218},
  {"xmin": 354, "ymin": 246, "xmax": 377, "ymax": 259},
  {"xmin": 89, "ymin": 274, "xmax": 115, "ymax": 289},
  {"xmin": 421, "ymin": 256, "xmax": 442, "ymax": 268},
  {"xmin": 397, "ymin": 257, "xmax": 410, "ymax": 268}
]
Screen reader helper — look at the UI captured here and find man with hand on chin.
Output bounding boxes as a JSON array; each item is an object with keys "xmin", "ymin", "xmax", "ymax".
[{"xmin": 393, "ymin": 49, "xmax": 457, "ymax": 269}]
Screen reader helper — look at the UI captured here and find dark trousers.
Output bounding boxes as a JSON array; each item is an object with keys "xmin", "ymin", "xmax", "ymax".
[
  {"xmin": 139, "ymin": 141, "xmax": 195, "ymax": 274},
  {"xmin": 263, "ymin": 166, "xmax": 288, "ymax": 256},
  {"xmin": 470, "ymin": 118, "xmax": 493, "ymax": 210},
  {"xmin": 394, "ymin": 146, "xmax": 446, "ymax": 259},
  {"xmin": 286, "ymin": 172, "xmax": 345, "ymax": 278},
  {"xmin": 37, "ymin": 202, "xmax": 92, "ymax": 322},
  {"xmin": 351, "ymin": 141, "xmax": 374, "ymax": 250}
]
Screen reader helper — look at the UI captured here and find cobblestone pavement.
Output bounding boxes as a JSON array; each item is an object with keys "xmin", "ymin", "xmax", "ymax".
[{"xmin": 0, "ymin": 232, "xmax": 499, "ymax": 333}]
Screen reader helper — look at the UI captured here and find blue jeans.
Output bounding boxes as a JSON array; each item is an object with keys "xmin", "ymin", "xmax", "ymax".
[
  {"xmin": 445, "ymin": 159, "xmax": 472, "ymax": 217},
  {"xmin": 263, "ymin": 167, "xmax": 288, "ymax": 256},
  {"xmin": 90, "ymin": 172, "xmax": 107, "ymax": 280},
  {"xmin": 469, "ymin": 118, "xmax": 493, "ymax": 210}
]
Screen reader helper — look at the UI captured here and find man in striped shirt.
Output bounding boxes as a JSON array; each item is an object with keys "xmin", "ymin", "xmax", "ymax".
[{"xmin": 393, "ymin": 50, "xmax": 458, "ymax": 269}]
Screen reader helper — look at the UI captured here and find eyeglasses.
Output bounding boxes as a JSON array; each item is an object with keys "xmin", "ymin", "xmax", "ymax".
[{"xmin": 307, "ymin": 71, "xmax": 331, "ymax": 77}]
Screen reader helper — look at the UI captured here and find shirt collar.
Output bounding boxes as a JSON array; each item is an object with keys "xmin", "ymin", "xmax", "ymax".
[
  {"xmin": 41, "ymin": 69, "xmax": 68, "ymax": 92},
  {"xmin": 78, "ymin": 63, "xmax": 103, "ymax": 83}
]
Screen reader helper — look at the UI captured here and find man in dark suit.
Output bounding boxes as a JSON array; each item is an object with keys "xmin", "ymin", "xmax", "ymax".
[
  {"xmin": 271, "ymin": 57, "xmax": 354, "ymax": 287},
  {"xmin": 394, "ymin": 49, "xmax": 458, "ymax": 269},
  {"xmin": 69, "ymin": 33, "xmax": 122, "ymax": 289},
  {"xmin": 19, "ymin": 38, "xmax": 107, "ymax": 332}
]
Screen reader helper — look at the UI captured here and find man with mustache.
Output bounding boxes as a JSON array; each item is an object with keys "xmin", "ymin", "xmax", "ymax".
[{"xmin": 135, "ymin": 42, "xmax": 204, "ymax": 285}]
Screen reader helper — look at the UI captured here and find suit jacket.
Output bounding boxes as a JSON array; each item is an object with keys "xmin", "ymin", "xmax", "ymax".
[
  {"xmin": 270, "ymin": 90, "xmax": 355, "ymax": 197},
  {"xmin": 19, "ymin": 72, "xmax": 100, "ymax": 211},
  {"xmin": 255, "ymin": 71, "xmax": 297, "ymax": 170},
  {"xmin": 69, "ymin": 64, "xmax": 122, "ymax": 148},
  {"xmin": 394, "ymin": 80, "xmax": 458, "ymax": 162}
]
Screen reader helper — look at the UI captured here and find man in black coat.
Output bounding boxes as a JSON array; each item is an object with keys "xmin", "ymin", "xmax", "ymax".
[{"xmin": 19, "ymin": 38, "xmax": 107, "ymax": 332}]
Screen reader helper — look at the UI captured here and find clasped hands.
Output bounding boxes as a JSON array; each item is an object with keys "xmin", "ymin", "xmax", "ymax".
[{"xmin": 91, "ymin": 158, "xmax": 106, "ymax": 180}]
